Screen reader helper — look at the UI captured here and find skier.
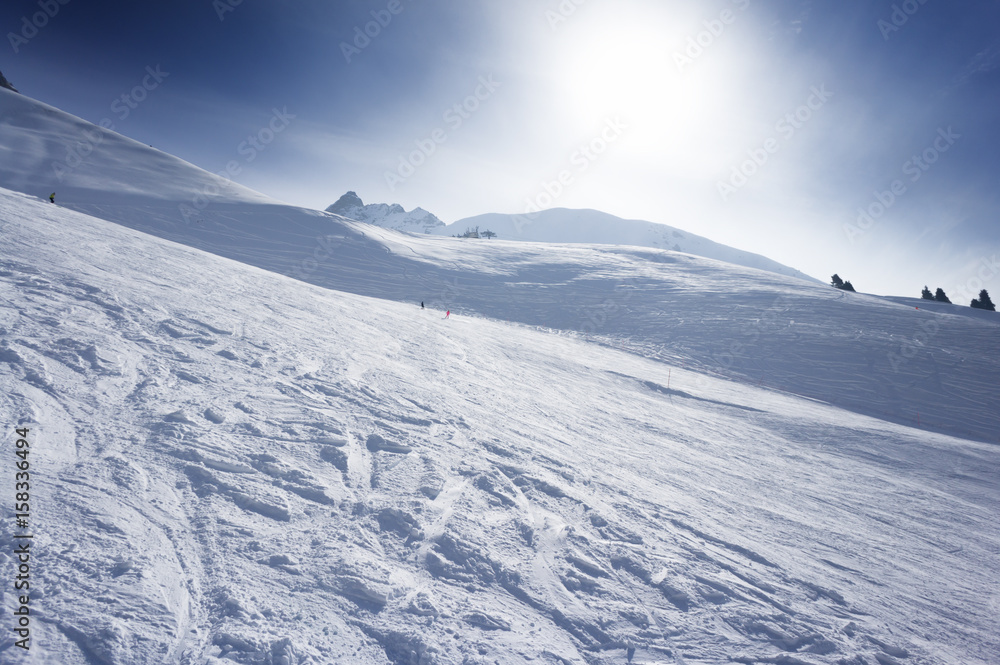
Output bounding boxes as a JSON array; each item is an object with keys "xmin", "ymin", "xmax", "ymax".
[
  {"xmin": 445, "ymin": 310, "xmax": 450, "ymax": 319},
  {"xmin": 421, "ymin": 301, "xmax": 424, "ymax": 309},
  {"xmin": 49, "ymin": 192, "xmax": 55, "ymax": 203}
]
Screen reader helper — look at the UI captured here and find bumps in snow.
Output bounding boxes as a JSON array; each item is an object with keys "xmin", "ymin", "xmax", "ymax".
[
  {"xmin": 376, "ymin": 508, "xmax": 421, "ymax": 539},
  {"xmin": 463, "ymin": 611, "xmax": 511, "ymax": 631},
  {"xmin": 319, "ymin": 444, "xmax": 348, "ymax": 471},
  {"xmin": 366, "ymin": 433, "xmax": 412, "ymax": 454}
]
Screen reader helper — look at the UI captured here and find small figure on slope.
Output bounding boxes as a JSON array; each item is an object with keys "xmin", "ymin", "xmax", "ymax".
[{"xmin": 49, "ymin": 192, "xmax": 55, "ymax": 204}]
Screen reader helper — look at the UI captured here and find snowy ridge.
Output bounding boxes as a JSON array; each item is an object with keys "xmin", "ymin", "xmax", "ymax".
[
  {"xmin": 323, "ymin": 191, "xmax": 817, "ymax": 284},
  {"xmin": 445, "ymin": 209, "xmax": 819, "ymax": 284},
  {"xmin": 1, "ymin": 188, "xmax": 998, "ymax": 665},
  {"xmin": 0, "ymin": 87, "xmax": 272, "ymax": 208}
]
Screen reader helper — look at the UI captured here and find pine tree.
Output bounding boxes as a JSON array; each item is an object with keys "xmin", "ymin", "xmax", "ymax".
[
  {"xmin": 934, "ymin": 288, "xmax": 951, "ymax": 304},
  {"xmin": 831, "ymin": 274, "xmax": 856, "ymax": 292},
  {"xmin": 971, "ymin": 289, "xmax": 996, "ymax": 311},
  {"xmin": 921, "ymin": 286, "xmax": 933, "ymax": 300}
]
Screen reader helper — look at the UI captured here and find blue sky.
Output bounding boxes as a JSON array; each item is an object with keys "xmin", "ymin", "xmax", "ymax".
[{"xmin": 3, "ymin": 0, "xmax": 999, "ymax": 298}]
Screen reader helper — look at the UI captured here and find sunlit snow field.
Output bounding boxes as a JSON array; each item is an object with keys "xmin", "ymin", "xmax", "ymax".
[{"xmin": 1, "ymin": 87, "xmax": 998, "ymax": 665}]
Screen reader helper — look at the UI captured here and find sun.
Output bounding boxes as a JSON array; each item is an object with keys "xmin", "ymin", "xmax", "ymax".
[
  {"xmin": 554, "ymin": 17, "xmax": 729, "ymax": 132},
  {"xmin": 570, "ymin": 32, "xmax": 666, "ymax": 112},
  {"xmin": 544, "ymin": 10, "xmax": 746, "ymax": 173}
]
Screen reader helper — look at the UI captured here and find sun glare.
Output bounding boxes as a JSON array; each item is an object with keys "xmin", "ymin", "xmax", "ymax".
[
  {"xmin": 568, "ymin": 18, "xmax": 717, "ymax": 117},
  {"xmin": 547, "ymin": 10, "xmax": 749, "ymax": 174}
]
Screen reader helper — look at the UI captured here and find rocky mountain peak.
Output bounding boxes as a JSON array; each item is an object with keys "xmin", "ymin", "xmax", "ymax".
[
  {"xmin": 328, "ymin": 191, "xmax": 364, "ymax": 216},
  {"xmin": 325, "ymin": 191, "xmax": 445, "ymax": 234},
  {"xmin": 0, "ymin": 70, "xmax": 18, "ymax": 93}
]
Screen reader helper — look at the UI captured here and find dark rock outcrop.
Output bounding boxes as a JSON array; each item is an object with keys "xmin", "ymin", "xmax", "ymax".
[{"xmin": 0, "ymin": 70, "xmax": 18, "ymax": 93}]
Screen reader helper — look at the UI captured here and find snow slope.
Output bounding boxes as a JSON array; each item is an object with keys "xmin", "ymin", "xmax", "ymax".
[
  {"xmin": 2, "ymin": 188, "xmax": 999, "ymax": 665},
  {"xmin": 1, "ymin": 85, "xmax": 998, "ymax": 443},
  {"xmin": 444, "ymin": 209, "xmax": 819, "ymax": 284},
  {"xmin": 1, "ymin": 88, "xmax": 999, "ymax": 664},
  {"xmin": 0, "ymin": 89, "xmax": 272, "ymax": 209}
]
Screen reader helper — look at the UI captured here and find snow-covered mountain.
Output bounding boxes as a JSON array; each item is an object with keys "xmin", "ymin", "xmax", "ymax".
[
  {"xmin": 446, "ymin": 209, "xmax": 819, "ymax": 284},
  {"xmin": 327, "ymin": 190, "xmax": 446, "ymax": 234},
  {"xmin": 1, "ymin": 87, "xmax": 999, "ymax": 665},
  {"xmin": 329, "ymin": 193, "xmax": 817, "ymax": 284}
]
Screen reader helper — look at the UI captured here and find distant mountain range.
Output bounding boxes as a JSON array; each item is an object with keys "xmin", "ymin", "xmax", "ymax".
[
  {"xmin": 326, "ymin": 191, "xmax": 445, "ymax": 235},
  {"xmin": 327, "ymin": 192, "xmax": 819, "ymax": 284}
]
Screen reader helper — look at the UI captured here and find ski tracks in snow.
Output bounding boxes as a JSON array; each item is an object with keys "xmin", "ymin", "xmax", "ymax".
[{"xmin": 2, "ymin": 192, "xmax": 998, "ymax": 664}]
